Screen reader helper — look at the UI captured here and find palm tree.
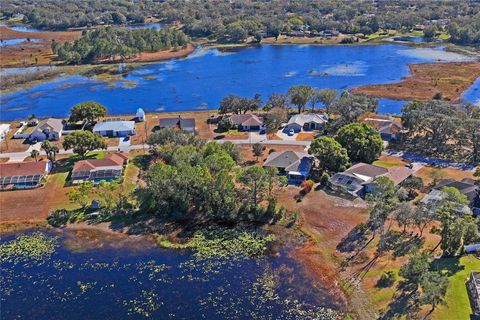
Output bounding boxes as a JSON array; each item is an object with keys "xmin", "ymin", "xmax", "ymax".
[
  {"xmin": 49, "ymin": 146, "xmax": 59, "ymax": 162},
  {"xmin": 30, "ymin": 149, "xmax": 40, "ymax": 162}
]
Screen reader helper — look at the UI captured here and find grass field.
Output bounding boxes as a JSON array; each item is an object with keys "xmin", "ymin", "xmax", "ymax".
[{"xmin": 432, "ymin": 255, "xmax": 480, "ymax": 320}]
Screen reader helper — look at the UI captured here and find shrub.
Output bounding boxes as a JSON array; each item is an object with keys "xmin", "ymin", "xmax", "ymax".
[
  {"xmin": 320, "ymin": 172, "xmax": 330, "ymax": 187},
  {"xmin": 377, "ymin": 271, "xmax": 397, "ymax": 288}
]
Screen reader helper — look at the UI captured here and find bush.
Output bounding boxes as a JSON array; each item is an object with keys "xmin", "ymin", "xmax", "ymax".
[
  {"xmin": 320, "ymin": 172, "xmax": 330, "ymax": 187},
  {"xmin": 377, "ymin": 271, "xmax": 396, "ymax": 288},
  {"xmin": 217, "ymin": 118, "xmax": 235, "ymax": 132},
  {"xmin": 300, "ymin": 179, "xmax": 315, "ymax": 194}
]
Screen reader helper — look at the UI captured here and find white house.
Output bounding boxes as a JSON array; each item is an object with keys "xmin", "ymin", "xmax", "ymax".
[
  {"xmin": 0, "ymin": 124, "xmax": 10, "ymax": 141},
  {"xmin": 136, "ymin": 108, "xmax": 145, "ymax": 122},
  {"xmin": 285, "ymin": 113, "xmax": 328, "ymax": 133},
  {"xmin": 93, "ymin": 121, "xmax": 136, "ymax": 137},
  {"xmin": 29, "ymin": 118, "xmax": 64, "ymax": 142}
]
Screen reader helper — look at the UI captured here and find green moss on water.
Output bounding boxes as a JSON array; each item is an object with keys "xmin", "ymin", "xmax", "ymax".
[{"xmin": 0, "ymin": 232, "xmax": 58, "ymax": 264}]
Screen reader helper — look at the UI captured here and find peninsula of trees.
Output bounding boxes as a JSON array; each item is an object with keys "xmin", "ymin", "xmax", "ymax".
[{"xmin": 52, "ymin": 27, "xmax": 189, "ymax": 64}]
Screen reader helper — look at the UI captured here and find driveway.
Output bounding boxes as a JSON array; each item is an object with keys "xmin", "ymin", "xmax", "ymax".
[
  {"xmin": 118, "ymin": 137, "xmax": 131, "ymax": 151},
  {"xmin": 276, "ymin": 129, "xmax": 298, "ymax": 141}
]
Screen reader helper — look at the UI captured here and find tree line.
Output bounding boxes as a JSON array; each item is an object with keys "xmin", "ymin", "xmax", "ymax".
[
  {"xmin": 401, "ymin": 100, "xmax": 480, "ymax": 164},
  {"xmin": 52, "ymin": 27, "xmax": 189, "ymax": 64},
  {"xmin": 2, "ymin": 1, "xmax": 480, "ymax": 46}
]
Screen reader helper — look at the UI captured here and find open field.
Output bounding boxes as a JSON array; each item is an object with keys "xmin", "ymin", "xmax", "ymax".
[
  {"xmin": 432, "ymin": 255, "xmax": 480, "ymax": 320},
  {"xmin": 352, "ymin": 62, "xmax": 480, "ymax": 103}
]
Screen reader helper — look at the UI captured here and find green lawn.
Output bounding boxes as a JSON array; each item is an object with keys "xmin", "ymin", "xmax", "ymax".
[
  {"xmin": 432, "ymin": 255, "xmax": 480, "ymax": 320},
  {"xmin": 373, "ymin": 160, "xmax": 402, "ymax": 167}
]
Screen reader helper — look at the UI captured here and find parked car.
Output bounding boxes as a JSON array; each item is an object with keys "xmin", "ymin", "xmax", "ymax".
[{"xmin": 288, "ymin": 129, "xmax": 295, "ymax": 136}]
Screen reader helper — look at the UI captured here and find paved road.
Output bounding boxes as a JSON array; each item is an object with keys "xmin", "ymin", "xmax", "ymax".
[{"xmin": 0, "ymin": 139, "xmax": 311, "ymax": 162}]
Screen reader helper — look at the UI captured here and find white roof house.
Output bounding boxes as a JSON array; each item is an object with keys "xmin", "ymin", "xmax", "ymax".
[
  {"xmin": 93, "ymin": 121, "xmax": 136, "ymax": 137},
  {"xmin": 285, "ymin": 113, "xmax": 328, "ymax": 132}
]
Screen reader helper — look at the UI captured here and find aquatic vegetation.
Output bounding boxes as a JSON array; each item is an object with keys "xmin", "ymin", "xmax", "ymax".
[
  {"xmin": 1, "ymin": 230, "xmax": 339, "ymax": 319},
  {"xmin": 0, "ymin": 232, "xmax": 58, "ymax": 264},
  {"xmin": 123, "ymin": 290, "xmax": 164, "ymax": 317}
]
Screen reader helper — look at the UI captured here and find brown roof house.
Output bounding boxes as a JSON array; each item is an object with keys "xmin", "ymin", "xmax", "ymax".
[
  {"xmin": 159, "ymin": 116, "xmax": 196, "ymax": 133},
  {"xmin": 229, "ymin": 114, "xmax": 265, "ymax": 132},
  {"xmin": 71, "ymin": 153, "xmax": 129, "ymax": 184},
  {"xmin": 329, "ymin": 163, "xmax": 413, "ymax": 197},
  {"xmin": 0, "ymin": 160, "xmax": 52, "ymax": 190}
]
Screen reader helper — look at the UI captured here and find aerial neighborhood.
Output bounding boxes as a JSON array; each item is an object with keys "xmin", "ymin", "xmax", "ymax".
[
  {"xmin": 1, "ymin": 0, "xmax": 480, "ymax": 317},
  {"xmin": 1, "ymin": 88, "xmax": 479, "ymax": 320}
]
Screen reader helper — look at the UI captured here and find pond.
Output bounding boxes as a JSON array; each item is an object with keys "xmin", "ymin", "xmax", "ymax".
[
  {"xmin": 0, "ymin": 38, "xmax": 41, "ymax": 47},
  {"xmin": 126, "ymin": 22, "xmax": 163, "ymax": 30},
  {"xmin": 0, "ymin": 44, "xmax": 478, "ymax": 121},
  {"xmin": 0, "ymin": 230, "xmax": 340, "ymax": 319}
]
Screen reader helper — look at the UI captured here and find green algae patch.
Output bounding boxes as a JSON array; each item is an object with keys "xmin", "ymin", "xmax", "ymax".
[{"xmin": 0, "ymin": 232, "xmax": 58, "ymax": 264}]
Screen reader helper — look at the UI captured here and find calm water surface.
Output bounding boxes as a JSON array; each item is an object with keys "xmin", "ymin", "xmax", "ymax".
[
  {"xmin": 1, "ymin": 230, "xmax": 339, "ymax": 319},
  {"xmin": 0, "ymin": 44, "xmax": 478, "ymax": 120}
]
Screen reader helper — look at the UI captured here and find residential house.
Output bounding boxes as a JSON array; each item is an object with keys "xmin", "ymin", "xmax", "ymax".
[
  {"xmin": 329, "ymin": 163, "xmax": 413, "ymax": 197},
  {"xmin": 468, "ymin": 271, "xmax": 480, "ymax": 315},
  {"xmin": 136, "ymin": 108, "xmax": 145, "ymax": 122},
  {"xmin": 0, "ymin": 123, "xmax": 10, "ymax": 141},
  {"xmin": 263, "ymin": 150, "xmax": 313, "ymax": 184},
  {"xmin": 362, "ymin": 117, "xmax": 404, "ymax": 141},
  {"xmin": 0, "ymin": 160, "xmax": 51, "ymax": 190},
  {"xmin": 159, "ymin": 117, "xmax": 196, "ymax": 133},
  {"xmin": 284, "ymin": 113, "xmax": 328, "ymax": 133},
  {"xmin": 71, "ymin": 153, "xmax": 129, "ymax": 184},
  {"xmin": 93, "ymin": 120, "xmax": 136, "ymax": 137},
  {"xmin": 421, "ymin": 178, "xmax": 479, "ymax": 215},
  {"xmin": 29, "ymin": 118, "xmax": 64, "ymax": 142},
  {"xmin": 229, "ymin": 114, "xmax": 264, "ymax": 132}
]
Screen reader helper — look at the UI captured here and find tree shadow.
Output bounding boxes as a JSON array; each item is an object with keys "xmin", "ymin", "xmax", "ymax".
[
  {"xmin": 379, "ymin": 290, "xmax": 420, "ymax": 320},
  {"xmin": 337, "ymin": 223, "xmax": 370, "ymax": 253},
  {"xmin": 430, "ymin": 256, "xmax": 464, "ymax": 276}
]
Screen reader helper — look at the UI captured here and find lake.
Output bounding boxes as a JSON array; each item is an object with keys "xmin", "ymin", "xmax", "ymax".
[
  {"xmin": 0, "ymin": 44, "xmax": 478, "ymax": 121},
  {"xmin": 0, "ymin": 230, "xmax": 340, "ymax": 319}
]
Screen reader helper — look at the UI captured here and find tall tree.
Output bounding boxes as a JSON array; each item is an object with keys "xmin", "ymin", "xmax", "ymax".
[
  {"xmin": 62, "ymin": 131, "xmax": 106, "ymax": 158},
  {"xmin": 309, "ymin": 136, "xmax": 350, "ymax": 172},
  {"xmin": 288, "ymin": 85, "xmax": 314, "ymax": 113},
  {"xmin": 336, "ymin": 123, "xmax": 383, "ymax": 163},
  {"xmin": 69, "ymin": 101, "xmax": 107, "ymax": 125},
  {"xmin": 315, "ymin": 88, "xmax": 337, "ymax": 113},
  {"xmin": 252, "ymin": 143, "xmax": 264, "ymax": 162},
  {"xmin": 419, "ymin": 271, "xmax": 449, "ymax": 313}
]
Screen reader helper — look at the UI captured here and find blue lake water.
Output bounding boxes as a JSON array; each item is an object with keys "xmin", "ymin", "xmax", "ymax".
[
  {"xmin": 0, "ymin": 44, "xmax": 478, "ymax": 121},
  {"xmin": 0, "ymin": 38, "xmax": 41, "ymax": 47},
  {"xmin": 1, "ymin": 25, "xmax": 42, "ymax": 33},
  {"xmin": 126, "ymin": 22, "xmax": 163, "ymax": 30},
  {"xmin": 0, "ymin": 230, "xmax": 339, "ymax": 319}
]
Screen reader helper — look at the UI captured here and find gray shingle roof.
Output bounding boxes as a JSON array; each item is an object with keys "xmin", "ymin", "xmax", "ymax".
[
  {"xmin": 35, "ymin": 118, "xmax": 64, "ymax": 133},
  {"xmin": 263, "ymin": 150, "xmax": 311, "ymax": 171}
]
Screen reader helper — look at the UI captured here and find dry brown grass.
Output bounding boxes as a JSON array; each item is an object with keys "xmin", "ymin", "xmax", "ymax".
[
  {"xmin": 352, "ymin": 62, "xmax": 480, "ymax": 103},
  {"xmin": 0, "ymin": 171, "xmax": 73, "ymax": 223},
  {"xmin": 415, "ymin": 166, "xmax": 476, "ymax": 185},
  {"xmin": 0, "ymin": 26, "xmax": 81, "ymax": 67},
  {"xmin": 296, "ymin": 132, "xmax": 316, "ymax": 141}
]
